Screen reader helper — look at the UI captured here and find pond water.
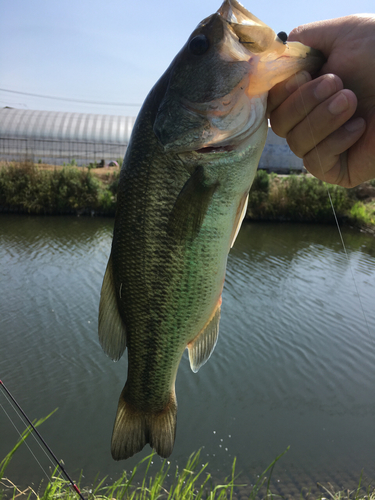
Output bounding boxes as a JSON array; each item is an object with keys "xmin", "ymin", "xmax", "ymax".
[{"xmin": 1, "ymin": 214, "xmax": 375, "ymax": 497}]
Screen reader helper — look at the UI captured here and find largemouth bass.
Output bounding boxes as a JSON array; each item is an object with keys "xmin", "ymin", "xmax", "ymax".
[{"xmin": 99, "ymin": 0, "xmax": 323, "ymax": 460}]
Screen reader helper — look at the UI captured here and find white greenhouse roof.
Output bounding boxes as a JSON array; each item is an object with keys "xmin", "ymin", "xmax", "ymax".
[
  {"xmin": 0, "ymin": 108, "xmax": 303, "ymax": 172},
  {"xmin": 0, "ymin": 108, "xmax": 136, "ymax": 144}
]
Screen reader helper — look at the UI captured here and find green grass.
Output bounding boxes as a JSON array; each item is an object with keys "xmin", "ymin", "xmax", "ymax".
[
  {"xmin": 316, "ymin": 475, "xmax": 375, "ymax": 500},
  {"xmin": 247, "ymin": 171, "xmax": 375, "ymax": 230},
  {"xmin": 248, "ymin": 172, "xmax": 351, "ymax": 223},
  {"xmin": 349, "ymin": 201, "xmax": 375, "ymax": 227},
  {"xmin": 0, "ymin": 162, "xmax": 374, "ymax": 230},
  {"xmin": 1, "ymin": 427, "xmax": 375, "ymax": 500},
  {"xmin": 0, "ymin": 417, "xmax": 286, "ymax": 500},
  {"xmin": 0, "ymin": 161, "xmax": 118, "ymax": 215},
  {"xmin": 0, "ymin": 440, "xmax": 258, "ymax": 500}
]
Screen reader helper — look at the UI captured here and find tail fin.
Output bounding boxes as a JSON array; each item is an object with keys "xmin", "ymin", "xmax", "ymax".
[{"xmin": 111, "ymin": 387, "xmax": 177, "ymax": 460}]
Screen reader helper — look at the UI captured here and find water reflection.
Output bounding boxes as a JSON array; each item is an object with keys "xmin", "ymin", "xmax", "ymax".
[{"xmin": 0, "ymin": 215, "xmax": 374, "ymax": 496}]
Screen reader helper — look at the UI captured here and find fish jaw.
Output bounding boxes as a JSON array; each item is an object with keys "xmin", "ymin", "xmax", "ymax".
[
  {"xmin": 217, "ymin": 0, "xmax": 324, "ymax": 93},
  {"xmin": 153, "ymin": 0, "xmax": 324, "ymax": 154},
  {"xmin": 153, "ymin": 0, "xmax": 324, "ymax": 152}
]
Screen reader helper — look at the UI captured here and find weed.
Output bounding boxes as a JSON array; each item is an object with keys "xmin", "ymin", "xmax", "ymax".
[
  {"xmin": 0, "ymin": 163, "xmax": 374, "ymax": 228},
  {"xmin": 247, "ymin": 171, "xmax": 362, "ymax": 224},
  {"xmin": 0, "ymin": 409, "xmax": 282, "ymax": 500},
  {"xmin": 0, "ymin": 161, "xmax": 116, "ymax": 215},
  {"xmin": 349, "ymin": 202, "xmax": 375, "ymax": 227},
  {"xmin": 1, "ymin": 429, "xmax": 374, "ymax": 500}
]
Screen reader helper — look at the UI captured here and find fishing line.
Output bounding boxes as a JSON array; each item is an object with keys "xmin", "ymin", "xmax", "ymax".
[
  {"xmin": 0, "ymin": 382, "xmax": 56, "ymax": 471},
  {"xmin": 0, "ymin": 379, "xmax": 85, "ymax": 500},
  {"xmin": 0, "ymin": 398, "xmax": 51, "ymax": 483},
  {"xmin": 294, "ymin": 73, "xmax": 371, "ymax": 336}
]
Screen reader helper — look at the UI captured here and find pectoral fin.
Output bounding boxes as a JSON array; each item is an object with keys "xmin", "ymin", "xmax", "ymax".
[
  {"xmin": 188, "ymin": 297, "xmax": 222, "ymax": 373},
  {"xmin": 229, "ymin": 193, "xmax": 249, "ymax": 249},
  {"xmin": 98, "ymin": 255, "xmax": 127, "ymax": 361},
  {"xmin": 168, "ymin": 165, "xmax": 219, "ymax": 244}
]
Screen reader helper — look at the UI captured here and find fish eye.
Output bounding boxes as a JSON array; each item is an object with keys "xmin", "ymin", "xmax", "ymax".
[
  {"xmin": 277, "ymin": 31, "xmax": 288, "ymax": 43},
  {"xmin": 189, "ymin": 34, "xmax": 210, "ymax": 55}
]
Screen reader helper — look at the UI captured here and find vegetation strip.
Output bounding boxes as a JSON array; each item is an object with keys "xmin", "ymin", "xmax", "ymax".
[
  {"xmin": 247, "ymin": 169, "xmax": 375, "ymax": 229},
  {"xmin": 0, "ymin": 413, "xmax": 374, "ymax": 499},
  {"xmin": 0, "ymin": 162, "xmax": 374, "ymax": 231},
  {"xmin": 1, "ymin": 430, "xmax": 374, "ymax": 499},
  {"xmin": 0, "ymin": 161, "xmax": 119, "ymax": 216}
]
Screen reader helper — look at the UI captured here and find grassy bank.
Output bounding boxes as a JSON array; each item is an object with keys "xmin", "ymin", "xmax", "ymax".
[
  {"xmin": 1, "ymin": 452, "xmax": 240, "ymax": 500},
  {"xmin": 0, "ymin": 423, "xmax": 282, "ymax": 500},
  {"xmin": 0, "ymin": 161, "xmax": 375, "ymax": 230},
  {"xmin": 0, "ymin": 161, "xmax": 119, "ymax": 216},
  {"xmin": 0, "ymin": 413, "xmax": 374, "ymax": 499},
  {"xmin": 248, "ymin": 170, "xmax": 375, "ymax": 230},
  {"xmin": 1, "ymin": 438, "xmax": 374, "ymax": 500}
]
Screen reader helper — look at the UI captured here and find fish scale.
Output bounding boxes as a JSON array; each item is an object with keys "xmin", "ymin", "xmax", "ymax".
[{"xmin": 98, "ymin": 0, "xmax": 324, "ymax": 460}]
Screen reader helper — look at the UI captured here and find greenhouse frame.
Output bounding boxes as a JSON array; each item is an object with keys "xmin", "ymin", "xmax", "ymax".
[
  {"xmin": 0, "ymin": 107, "xmax": 136, "ymax": 167},
  {"xmin": 0, "ymin": 107, "xmax": 304, "ymax": 172}
]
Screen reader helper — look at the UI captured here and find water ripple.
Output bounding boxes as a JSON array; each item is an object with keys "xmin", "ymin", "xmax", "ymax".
[{"xmin": 1, "ymin": 216, "xmax": 375, "ymax": 489}]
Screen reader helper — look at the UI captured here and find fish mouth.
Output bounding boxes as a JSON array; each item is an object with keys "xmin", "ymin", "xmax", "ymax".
[
  {"xmin": 196, "ymin": 144, "xmax": 235, "ymax": 154},
  {"xmin": 217, "ymin": 0, "xmax": 324, "ymax": 89},
  {"xmin": 154, "ymin": 0, "xmax": 324, "ymax": 157},
  {"xmin": 193, "ymin": 117, "xmax": 263, "ymax": 156}
]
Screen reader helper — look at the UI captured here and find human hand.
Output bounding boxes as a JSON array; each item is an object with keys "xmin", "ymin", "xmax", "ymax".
[{"xmin": 268, "ymin": 15, "xmax": 375, "ymax": 188}]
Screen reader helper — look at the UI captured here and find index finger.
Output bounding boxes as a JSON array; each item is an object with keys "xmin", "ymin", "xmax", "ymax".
[{"xmin": 267, "ymin": 71, "xmax": 311, "ymax": 116}]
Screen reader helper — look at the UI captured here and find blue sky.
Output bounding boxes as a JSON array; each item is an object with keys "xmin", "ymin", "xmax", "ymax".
[{"xmin": 1, "ymin": 0, "xmax": 373, "ymax": 117}]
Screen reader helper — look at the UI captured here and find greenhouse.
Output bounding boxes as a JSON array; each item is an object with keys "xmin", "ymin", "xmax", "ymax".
[
  {"xmin": 0, "ymin": 107, "xmax": 136, "ymax": 166},
  {"xmin": 0, "ymin": 107, "xmax": 304, "ymax": 172}
]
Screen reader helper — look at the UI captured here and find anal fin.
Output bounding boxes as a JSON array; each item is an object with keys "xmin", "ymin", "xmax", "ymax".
[
  {"xmin": 188, "ymin": 297, "xmax": 222, "ymax": 373},
  {"xmin": 98, "ymin": 254, "xmax": 126, "ymax": 361}
]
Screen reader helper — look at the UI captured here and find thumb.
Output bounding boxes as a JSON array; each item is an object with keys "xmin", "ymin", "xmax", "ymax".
[{"xmin": 287, "ymin": 19, "xmax": 342, "ymax": 58}]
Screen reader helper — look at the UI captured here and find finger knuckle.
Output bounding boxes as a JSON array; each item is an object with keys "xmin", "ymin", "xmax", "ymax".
[
  {"xmin": 286, "ymin": 131, "xmax": 303, "ymax": 158},
  {"xmin": 269, "ymin": 115, "xmax": 287, "ymax": 139}
]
